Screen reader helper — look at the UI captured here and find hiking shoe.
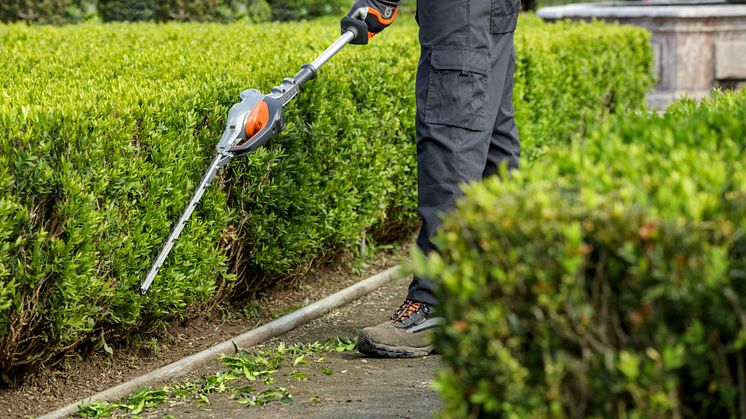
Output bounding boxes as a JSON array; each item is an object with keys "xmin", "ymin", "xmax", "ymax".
[{"xmin": 357, "ymin": 299, "xmax": 443, "ymax": 358}]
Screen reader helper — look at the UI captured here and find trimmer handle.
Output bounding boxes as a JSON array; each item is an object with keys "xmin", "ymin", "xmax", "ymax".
[{"xmin": 341, "ymin": 17, "xmax": 369, "ymax": 45}]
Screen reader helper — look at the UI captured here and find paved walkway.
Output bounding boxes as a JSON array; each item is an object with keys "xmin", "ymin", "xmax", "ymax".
[{"xmin": 145, "ymin": 274, "xmax": 441, "ymax": 419}]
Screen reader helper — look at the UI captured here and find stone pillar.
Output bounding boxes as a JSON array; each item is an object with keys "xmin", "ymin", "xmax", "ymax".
[{"xmin": 537, "ymin": 4, "xmax": 746, "ymax": 109}]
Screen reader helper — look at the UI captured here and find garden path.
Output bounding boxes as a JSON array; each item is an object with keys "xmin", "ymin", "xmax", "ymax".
[{"xmin": 144, "ymin": 274, "xmax": 441, "ymax": 419}]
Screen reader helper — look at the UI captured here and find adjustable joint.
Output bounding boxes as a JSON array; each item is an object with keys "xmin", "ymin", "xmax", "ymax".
[
  {"xmin": 269, "ymin": 77, "xmax": 300, "ymax": 106},
  {"xmin": 294, "ymin": 63, "xmax": 318, "ymax": 87}
]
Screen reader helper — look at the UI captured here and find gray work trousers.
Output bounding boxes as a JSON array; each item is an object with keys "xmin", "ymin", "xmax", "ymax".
[{"xmin": 407, "ymin": 0, "xmax": 521, "ymax": 305}]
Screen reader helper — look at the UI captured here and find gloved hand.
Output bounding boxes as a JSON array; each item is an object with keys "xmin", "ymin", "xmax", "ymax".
[{"xmin": 345, "ymin": 0, "xmax": 400, "ymax": 41}]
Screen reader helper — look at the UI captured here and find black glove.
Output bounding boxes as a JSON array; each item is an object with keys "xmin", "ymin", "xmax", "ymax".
[{"xmin": 344, "ymin": 0, "xmax": 400, "ymax": 41}]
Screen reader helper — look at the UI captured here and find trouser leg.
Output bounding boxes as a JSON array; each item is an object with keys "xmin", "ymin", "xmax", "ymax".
[
  {"xmin": 407, "ymin": 0, "xmax": 520, "ymax": 305},
  {"xmin": 483, "ymin": 46, "xmax": 520, "ymax": 177}
]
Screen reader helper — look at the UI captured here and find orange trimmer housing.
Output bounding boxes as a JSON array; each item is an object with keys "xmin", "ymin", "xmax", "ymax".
[
  {"xmin": 217, "ymin": 88, "xmax": 284, "ymax": 158},
  {"xmin": 245, "ymin": 100, "xmax": 269, "ymax": 139}
]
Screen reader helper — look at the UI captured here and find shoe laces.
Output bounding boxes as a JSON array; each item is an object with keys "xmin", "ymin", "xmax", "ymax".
[{"xmin": 391, "ymin": 299, "xmax": 422, "ymax": 323}]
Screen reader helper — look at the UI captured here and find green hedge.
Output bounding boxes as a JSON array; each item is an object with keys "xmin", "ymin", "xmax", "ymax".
[
  {"xmin": 513, "ymin": 17, "xmax": 652, "ymax": 161},
  {"xmin": 0, "ymin": 17, "xmax": 650, "ymax": 381},
  {"xmin": 418, "ymin": 90, "xmax": 746, "ymax": 418}
]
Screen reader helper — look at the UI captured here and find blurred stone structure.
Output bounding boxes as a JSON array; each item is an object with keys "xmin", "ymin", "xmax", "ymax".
[{"xmin": 538, "ymin": 1, "xmax": 746, "ymax": 108}]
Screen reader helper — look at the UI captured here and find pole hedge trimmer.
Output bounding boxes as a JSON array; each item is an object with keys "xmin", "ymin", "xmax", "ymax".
[{"xmin": 140, "ymin": 18, "xmax": 369, "ymax": 294}]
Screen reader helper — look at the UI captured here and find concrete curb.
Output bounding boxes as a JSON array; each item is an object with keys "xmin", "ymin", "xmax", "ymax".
[{"xmin": 39, "ymin": 265, "xmax": 402, "ymax": 419}]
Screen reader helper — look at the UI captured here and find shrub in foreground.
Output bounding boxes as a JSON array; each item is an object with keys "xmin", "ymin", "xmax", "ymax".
[{"xmin": 419, "ymin": 91, "xmax": 746, "ymax": 418}]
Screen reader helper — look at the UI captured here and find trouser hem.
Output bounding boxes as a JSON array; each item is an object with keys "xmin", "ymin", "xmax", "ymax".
[{"xmin": 406, "ymin": 282, "xmax": 439, "ymax": 306}]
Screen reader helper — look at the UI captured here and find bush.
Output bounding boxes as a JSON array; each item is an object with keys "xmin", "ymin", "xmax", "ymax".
[
  {"xmin": 266, "ymin": 0, "xmax": 347, "ymax": 21},
  {"xmin": 0, "ymin": 0, "xmax": 95, "ymax": 24},
  {"xmin": 97, "ymin": 0, "xmax": 273, "ymax": 23},
  {"xmin": 0, "ymin": 16, "xmax": 650, "ymax": 381},
  {"xmin": 418, "ymin": 90, "xmax": 746, "ymax": 418}
]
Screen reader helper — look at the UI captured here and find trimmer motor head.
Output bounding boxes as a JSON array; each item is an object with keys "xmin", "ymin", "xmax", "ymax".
[{"xmin": 217, "ymin": 89, "xmax": 284, "ymax": 158}]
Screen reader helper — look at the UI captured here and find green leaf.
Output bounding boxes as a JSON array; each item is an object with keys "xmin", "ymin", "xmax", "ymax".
[{"xmin": 290, "ymin": 371, "xmax": 307, "ymax": 381}]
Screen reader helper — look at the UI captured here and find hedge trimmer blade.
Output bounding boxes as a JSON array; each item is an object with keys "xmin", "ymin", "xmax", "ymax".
[
  {"xmin": 140, "ymin": 27, "xmax": 361, "ymax": 294},
  {"xmin": 140, "ymin": 153, "xmax": 231, "ymax": 294}
]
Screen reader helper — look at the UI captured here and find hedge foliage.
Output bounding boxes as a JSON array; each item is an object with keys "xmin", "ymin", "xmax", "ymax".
[
  {"xmin": 0, "ymin": 17, "xmax": 650, "ymax": 381},
  {"xmin": 419, "ymin": 90, "xmax": 746, "ymax": 418},
  {"xmin": 512, "ymin": 17, "xmax": 652, "ymax": 161}
]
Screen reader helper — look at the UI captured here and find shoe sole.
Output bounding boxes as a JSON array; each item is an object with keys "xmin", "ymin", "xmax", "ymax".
[{"xmin": 357, "ymin": 336, "xmax": 434, "ymax": 358}]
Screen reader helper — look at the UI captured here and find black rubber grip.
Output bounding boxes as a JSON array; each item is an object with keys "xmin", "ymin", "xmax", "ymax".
[{"xmin": 341, "ymin": 17, "xmax": 369, "ymax": 45}]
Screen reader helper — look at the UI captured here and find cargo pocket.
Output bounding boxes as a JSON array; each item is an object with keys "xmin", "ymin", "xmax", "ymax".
[
  {"xmin": 490, "ymin": 0, "xmax": 520, "ymax": 34},
  {"xmin": 424, "ymin": 47, "xmax": 490, "ymax": 131}
]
